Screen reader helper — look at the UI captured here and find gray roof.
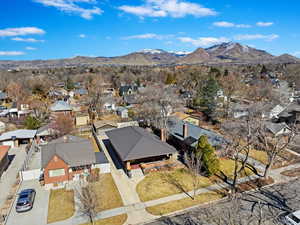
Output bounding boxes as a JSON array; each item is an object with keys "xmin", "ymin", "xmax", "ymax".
[
  {"xmin": 116, "ymin": 106, "xmax": 128, "ymax": 112},
  {"xmin": 0, "ymin": 129, "xmax": 37, "ymax": 141},
  {"xmin": 106, "ymin": 126, "xmax": 177, "ymax": 161},
  {"xmin": 265, "ymin": 122, "xmax": 290, "ymax": 135},
  {"xmin": 41, "ymin": 135, "xmax": 96, "ymax": 168},
  {"xmin": 167, "ymin": 117, "xmax": 226, "ymax": 147},
  {"xmin": 74, "ymin": 88, "xmax": 88, "ymax": 95},
  {"xmin": 0, "ymin": 92, "xmax": 7, "ymax": 100},
  {"xmin": 95, "ymin": 152, "xmax": 109, "ymax": 164},
  {"xmin": 278, "ymin": 103, "xmax": 300, "ymax": 118},
  {"xmin": 50, "ymin": 101, "xmax": 72, "ymax": 112}
]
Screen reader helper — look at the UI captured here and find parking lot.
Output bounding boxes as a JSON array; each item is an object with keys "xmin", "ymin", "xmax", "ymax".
[{"xmin": 5, "ymin": 180, "xmax": 49, "ymax": 225}]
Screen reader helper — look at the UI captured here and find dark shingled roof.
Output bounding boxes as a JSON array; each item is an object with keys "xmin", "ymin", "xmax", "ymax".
[
  {"xmin": 41, "ymin": 135, "xmax": 96, "ymax": 168},
  {"xmin": 95, "ymin": 152, "xmax": 109, "ymax": 164},
  {"xmin": 106, "ymin": 126, "xmax": 177, "ymax": 161}
]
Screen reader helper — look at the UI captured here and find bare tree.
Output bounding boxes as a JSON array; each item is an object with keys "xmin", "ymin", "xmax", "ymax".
[
  {"xmin": 225, "ymin": 120, "xmax": 256, "ymax": 195},
  {"xmin": 184, "ymin": 152, "xmax": 203, "ymax": 200},
  {"xmin": 256, "ymin": 124, "xmax": 295, "ymax": 178},
  {"xmin": 75, "ymin": 183, "xmax": 98, "ymax": 225},
  {"xmin": 50, "ymin": 114, "xmax": 74, "ymax": 137}
]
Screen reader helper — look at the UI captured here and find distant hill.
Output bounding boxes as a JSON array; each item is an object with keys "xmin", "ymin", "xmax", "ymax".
[{"xmin": 0, "ymin": 42, "xmax": 299, "ymax": 70}]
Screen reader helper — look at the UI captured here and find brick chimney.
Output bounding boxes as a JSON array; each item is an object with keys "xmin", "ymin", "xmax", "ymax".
[
  {"xmin": 160, "ymin": 128, "xmax": 166, "ymax": 142},
  {"xmin": 183, "ymin": 123, "xmax": 188, "ymax": 139}
]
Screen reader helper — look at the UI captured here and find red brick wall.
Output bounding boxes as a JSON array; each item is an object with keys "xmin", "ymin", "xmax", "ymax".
[{"xmin": 44, "ymin": 155, "xmax": 69, "ymax": 184}]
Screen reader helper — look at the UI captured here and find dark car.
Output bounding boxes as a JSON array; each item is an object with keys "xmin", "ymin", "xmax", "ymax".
[{"xmin": 16, "ymin": 189, "xmax": 36, "ymax": 213}]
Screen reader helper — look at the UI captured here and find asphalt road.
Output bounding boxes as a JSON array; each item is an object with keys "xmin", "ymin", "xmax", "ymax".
[{"xmin": 145, "ymin": 178, "xmax": 300, "ymax": 225}]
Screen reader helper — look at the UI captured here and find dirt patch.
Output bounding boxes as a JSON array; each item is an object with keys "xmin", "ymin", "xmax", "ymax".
[
  {"xmin": 272, "ymin": 151, "xmax": 300, "ymax": 169},
  {"xmin": 237, "ymin": 177, "xmax": 274, "ymax": 192},
  {"xmin": 280, "ymin": 167, "xmax": 300, "ymax": 177}
]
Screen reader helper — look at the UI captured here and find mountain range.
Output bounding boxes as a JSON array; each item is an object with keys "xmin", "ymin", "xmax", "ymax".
[{"xmin": 0, "ymin": 42, "xmax": 299, "ymax": 70}]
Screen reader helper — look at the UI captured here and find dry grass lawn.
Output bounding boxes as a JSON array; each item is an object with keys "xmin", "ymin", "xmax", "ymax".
[
  {"xmin": 136, "ymin": 168, "xmax": 212, "ymax": 202},
  {"xmin": 218, "ymin": 158, "xmax": 254, "ymax": 179},
  {"xmin": 81, "ymin": 214, "xmax": 127, "ymax": 225},
  {"xmin": 91, "ymin": 173, "xmax": 123, "ymax": 212},
  {"xmin": 249, "ymin": 149, "xmax": 268, "ymax": 164},
  {"xmin": 146, "ymin": 191, "xmax": 225, "ymax": 215},
  {"xmin": 47, "ymin": 189, "xmax": 75, "ymax": 223},
  {"xmin": 281, "ymin": 167, "xmax": 300, "ymax": 177}
]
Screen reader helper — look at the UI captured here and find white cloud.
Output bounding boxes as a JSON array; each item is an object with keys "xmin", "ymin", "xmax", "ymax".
[
  {"xmin": 293, "ymin": 51, "xmax": 300, "ymax": 57},
  {"xmin": 234, "ymin": 34, "xmax": 279, "ymax": 41},
  {"xmin": 79, "ymin": 34, "xmax": 86, "ymax": 38},
  {"xmin": 122, "ymin": 33, "xmax": 172, "ymax": 40},
  {"xmin": 178, "ymin": 36, "xmax": 229, "ymax": 47},
  {"xmin": 0, "ymin": 51, "xmax": 25, "ymax": 56},
  {"xmin": 213, "ymin": 21, "xmax": 251, "ymax": 28},
  {"xmin": 26, "ymin": 47, "xmax": 37, "ymax": 50},
  {"xmin": 0, "ymin": 27, "xmax": 45, "ymax": 37},
  {"xmin": 256, "ymin": 22, "xmax": 274, "ymax": 27},
  {"xmin": 119, "ymin": 0, "xmax": 217, "ymax": 18},
  {"xmin": 33, "ymin": 0, "xmax": 102, "ymax": 19},
  {"xmin": 11, "ymin": 37, "xmax": 45, "ymax": 42}
]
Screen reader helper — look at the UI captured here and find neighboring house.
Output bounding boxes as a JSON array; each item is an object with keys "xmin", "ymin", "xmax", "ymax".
[
  {"xmin": 106, "ymin": 126, "xmax": 177, "ymax": 175},
  {"xmin": 73, "ymin": 88, "xmax": 88, "ymax": 98},
  {"xmin": 231, "ymin": 103, "xmax": 250, "ymax": 119},
  {"xmin": 93, "ymin": 120, "xmax": 140, "ymax": 136},
  {"xmin": 0, "ymin": 129, "xmax": 37, "ymax": 147},
  {"xmin": 0, "ymin": 91, "xmax": 8, "ymax": 103},
  {"xmin": 50, "ymin": 101, "xmax": 73, "ymax": 118},
  {"xmin": 123, "ymin": 95, "xmax": 138, "ymax": 106},
  {"xmin": 277, "ymin": 103, "xmax": 300, "ymax": 124},
  {"xmin": 0, "ymin": 145, "xmax": 10, "ymax": 177},
  {"xmin": 102, "ymin": 96, "xmax": 116, "ymax": 111},
  {"xmin": 267, "ymin": 105, "xmax": 286, "ymax": 119},
  {"xmin": 116, "ymin": 107, "xmax": 128, "ymax": 119},
  {"xmin": 167, "ymin": 117, "xmax": 226, "ymax": 149},
  {"xmin": 75, "ymin": 113, "xmax": 90, "ymax": 127},
  {"xmin": 119, "ymin": 85, "xmax": 138, "ymax": 96},
  {"xmin": 41, "ymin": 135, "xmax": 109, "ymax": 188},
  {"xmin": 172, "ymin": 112, "xmax": 200, "ymax": 126},
  {"xmin": 36, "ymin": 125, "xmax": 57, "ymax": 144},
  {"xmin": 265, "ymin": 122, "xmax": 291, "ymax": 136}
]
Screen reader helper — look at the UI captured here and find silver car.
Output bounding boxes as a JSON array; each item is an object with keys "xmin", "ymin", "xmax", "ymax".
[
  {"xmin": 285, "ymin": 210, "xmax": 300, "ymax": 225},
  {"xmin": 16, "ymin": 189, "xmax": 36, "ymax": 213}
]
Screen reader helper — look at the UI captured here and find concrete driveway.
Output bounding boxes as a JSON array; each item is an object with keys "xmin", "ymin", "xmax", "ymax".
[{"xmin": 6, "ymin": 180, "xmax": 49, "ymax": 225}]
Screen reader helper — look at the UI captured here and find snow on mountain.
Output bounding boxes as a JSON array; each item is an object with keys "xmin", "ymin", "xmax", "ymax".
[{"xmin": 138, "ymin": 49, "xmax": 165, "ymax": 54}]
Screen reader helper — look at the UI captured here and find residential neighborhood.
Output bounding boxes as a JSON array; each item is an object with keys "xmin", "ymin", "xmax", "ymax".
[{"xmin": 0, "ymin": 67, "xmax": 300, "ymax": 225}]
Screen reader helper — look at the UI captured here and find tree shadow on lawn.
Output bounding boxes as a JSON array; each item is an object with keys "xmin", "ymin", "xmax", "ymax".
[{"xmin": 160, "ymin": 172, "xmax": 194, "ymax": 200}]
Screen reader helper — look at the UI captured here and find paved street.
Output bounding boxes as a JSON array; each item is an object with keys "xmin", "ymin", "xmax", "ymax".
[
  {"xmin": 145, "ymin": 178, "xmax": 300, "ymax": 225},
  {"xmin": 5, "ymin": 180, "xmax": 50, "ymax": 225}
]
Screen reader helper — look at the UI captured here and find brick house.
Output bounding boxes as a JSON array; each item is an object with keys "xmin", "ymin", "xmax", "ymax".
[
  {"xmin": 41, "ymin": 135, "xmax": 108, "ymax": 188},
  {"xmin": 50, "ymin": 101, "xmax": 73, "ymax": 119},
  {"xmin": 0, "ymin": 146, "xmax": 10, "ymax": 177}
]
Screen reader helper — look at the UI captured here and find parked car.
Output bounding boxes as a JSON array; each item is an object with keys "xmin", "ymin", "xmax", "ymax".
[
  {"xmin": 16, "ymin": 189, "xmax": 36, "ymax": 213},
  {"xmin": 285, "ymin": 210, "xmax": 300, "ymax": 225}
]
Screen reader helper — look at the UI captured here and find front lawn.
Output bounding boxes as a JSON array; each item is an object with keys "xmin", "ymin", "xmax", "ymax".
[
  {"xmin": 217, "ymin": 158, "xmax": 254, "ymax": 180},
  {"xmin": 47, "ymin": 189, "xmax": 75, "ymax": 223},
  {"xmin": 91, "ymin": 173, "xmax": 123, "ymax": 212},
  {"xmin": 146, "ymin": 191, "xmax": 225, "ymax": 216},
  {"xmin": 249, "ymin": 149, "xmax": 268, "ymax": 164},
  {"xmin": 136, "ymin": 168, "xmax": 212, "ymax": 202},
  {"xmin": 81, "ymin": 214, "xmax": 127, "ymax": 225}
]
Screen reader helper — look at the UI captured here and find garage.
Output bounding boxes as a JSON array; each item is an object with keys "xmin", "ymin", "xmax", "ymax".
[
  {"xmin": 20, "ymin": 169, "xmax": 41, "ymax": 181},
  {"xmin": 0, "ymin": 129, "xmax": 37, "ymax": 148}
]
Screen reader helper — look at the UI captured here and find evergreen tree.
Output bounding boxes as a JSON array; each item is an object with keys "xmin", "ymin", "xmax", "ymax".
[
  {"xmin": 223, "ymin": 69, "xmax": 229, "ymax": 76},
  {"xmin": 195, "ymin": 135, "xmax": 220, "ymax": 177},
  {"xmin": 24, "ymin": 116, "xmax": 41, "ymax": 130},
  {"xmin": 194, "ymin": 76, "xmax": 219, "ymax": 118},
  {"xmin": 66, "ymin": 77, "xmax": 75, "ymax": 90},
  {"xmin": 260, "ymin": 65, "xmax": 268, "ymax": 74}
]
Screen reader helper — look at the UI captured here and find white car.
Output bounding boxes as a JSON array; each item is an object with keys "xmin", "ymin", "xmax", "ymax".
[{"xmin": 285, "ymin": 210, "xmax": 300, "ymax": 225}]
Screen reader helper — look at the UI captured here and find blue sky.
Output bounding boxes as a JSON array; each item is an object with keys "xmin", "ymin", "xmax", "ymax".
[{"xmin": 1, "ymin": 0, "xmax": 300, "ymax": 60}]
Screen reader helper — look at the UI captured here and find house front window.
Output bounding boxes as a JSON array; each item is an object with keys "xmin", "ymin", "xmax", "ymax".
[{"xmin": 49, "ymin": 168, "xmax": 65, "ymax": 177}]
